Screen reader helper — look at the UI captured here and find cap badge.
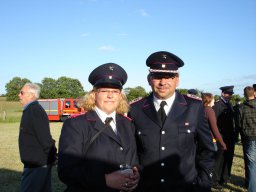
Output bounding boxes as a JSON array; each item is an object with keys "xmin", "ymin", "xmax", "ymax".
[
  {"xmin": 109, "ymin": 66, "xmax": 114, "ymax": 71},
  {"xmin": 162, "ymin": 54, "xmax": 167, "ymax": 59},
  {"xmin": 161, "ymin": 64, "xmax": 166, "ymax": 69}
]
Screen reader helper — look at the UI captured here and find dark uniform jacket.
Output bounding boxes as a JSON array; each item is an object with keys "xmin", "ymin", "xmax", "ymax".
[
  {"xmin": 58, "ymin": 110, "xmax": 138, "ymax": 192},
  {"xmin": 128, "ymin": 92, "xmax": 215, "ymax": 192},
  {"xmin": 19, "ymin": 101, "xmax": 56, "ymax": 167},
  {"xmin": 213, "ymin": 98, "xmax": 236, "ymax": 144}
]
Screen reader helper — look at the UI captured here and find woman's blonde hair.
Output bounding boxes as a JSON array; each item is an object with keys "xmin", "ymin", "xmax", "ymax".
[
  {"xmin": 80, "ymin": 88, "xmax": 129, "ymax": 114},
  {"xmin": 201, "ymin": 92, "xmax": 214, "ymax": 107}
]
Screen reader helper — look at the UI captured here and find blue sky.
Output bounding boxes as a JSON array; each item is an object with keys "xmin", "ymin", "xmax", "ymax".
[{"xmin": 1, "ymin": 0, "xmax": 255, "ymax": 96}]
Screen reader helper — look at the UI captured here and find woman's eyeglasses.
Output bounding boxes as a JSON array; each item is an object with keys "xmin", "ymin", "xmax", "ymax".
[{"xmin": 97, "ymin": 89, "xmax": 121, "ymax": 95}]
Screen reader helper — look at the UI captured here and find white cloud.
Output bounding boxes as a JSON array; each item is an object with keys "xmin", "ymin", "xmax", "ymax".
[
  {"xmin": 98, "ymin": 45, "xmax": 116, "ymax": 52},
  {"xmin": 139, "ymin": 9, "xmax": 149, "ymax": 17}
]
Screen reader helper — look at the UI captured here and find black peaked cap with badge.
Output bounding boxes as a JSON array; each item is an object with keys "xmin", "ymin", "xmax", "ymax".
[
  {"xmin": 88, "ymin": 63, "xmax": 127, "ymax": 89},
  {"xmin": 220, "ymin": 85, "xmax": 234, "ymax": 94},
  {"xmin": 146, "ymin": 51, "xmax": 184, "ymax": 74},
  {"xmin": 188, "ymin": 89, "xmax": 198, "ymax": 95}
]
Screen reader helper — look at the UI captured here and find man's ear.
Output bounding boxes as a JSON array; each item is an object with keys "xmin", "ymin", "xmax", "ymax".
[
  {"xmin": 147, "ymin": 74, "xmax": 152, "ymax": 86},
  {"xmin": 176, "ymin": 76, "xmax": 180, "ymax": 87}
]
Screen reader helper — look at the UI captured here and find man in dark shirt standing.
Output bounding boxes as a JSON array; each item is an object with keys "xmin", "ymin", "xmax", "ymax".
[
  {"xmin": 212, "ymin": 86, "xmax": 235, "ymax": 189},
  {"xmin": 18, "ymin": 83, "xmax": 57, "ymax": 192}
]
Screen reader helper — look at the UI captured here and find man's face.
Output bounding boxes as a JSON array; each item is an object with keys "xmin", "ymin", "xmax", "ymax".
[
  {"xmin": 222, "ymin": 92, "xmax": 233, "ymax": 101},
  {"xmin": 18, "ymin": 86, "xmax": 35, "ymax": 107},
  {"xmin": 148, "ymin": 73, "xmax": 179, "ymax": 100},
  {"xmin": 94, "ymin": 88, "xmax": 122, "ymax": 114}
]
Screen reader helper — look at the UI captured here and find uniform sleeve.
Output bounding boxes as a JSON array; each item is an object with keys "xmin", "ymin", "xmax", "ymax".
[
  {"xmin": 57, "ymin": 118, "xmax": 106, "ymax": 189},
  {"xmin": 194, "ymin": 104, "xmax": 216, "ymax": 191}
]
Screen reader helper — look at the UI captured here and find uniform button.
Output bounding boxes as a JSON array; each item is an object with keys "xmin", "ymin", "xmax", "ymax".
[
  {"xmin": 161, "ymin": 179, "xmax": 165, "ymax": 183},
  {"xmin": 138, "ymin": 131, "xmax": 141, "ymax": 135},
  {"xmin": 161, "ymin": 146, "xmax": 165, "ymax": 150},
  {"xmin": 187, "ymin": 129, "xmax": 191, "ymax": 133},
  {"xmin": 161, "ymin": 162, "xmax": 165, "ymax": 166},
  {"xmin": 161, "ymin": 131, "xmax": 165, "ymax": 134},
  {"xmin": 120, "ymin": 147, "xmax": 123, "ymax": 151}
]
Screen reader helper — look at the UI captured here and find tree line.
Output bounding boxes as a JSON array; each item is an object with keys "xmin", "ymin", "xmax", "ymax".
[{"xmin": 4, "ymin": 76, "xmax": 243, "ymax": 104}]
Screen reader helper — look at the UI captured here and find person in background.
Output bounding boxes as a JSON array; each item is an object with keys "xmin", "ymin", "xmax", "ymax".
[
  {"xmin": 253, "ymin": 84, "xmax": 256, "ymax": 98},
  {"xmin": 58, "ymin": 63, "xmax": 139, "ymax": 192},
  {"xmin": 18, "ymin": 83, "xmax": 57, "ymax": 192},
  {"xmin": 128, "ymin": 51, "xmax": 215, "ymax": 192},
  {"xmin": 233, "ymin": 98, "xmax": 242, "ymax": 143},
  {"xmin": 212, "ymin": 86, "xmax": 236, "ymax": 189},
  {"xmin": 187, "ymin": 89, "xmax": 201, "ymax": 100},
  {"xmin": 237, "ymin": 86, "xmax": 256, "ymax": 192},
  {"xmin": 201, "ymin": 92, "xmax": 227, "ymax": 151}
]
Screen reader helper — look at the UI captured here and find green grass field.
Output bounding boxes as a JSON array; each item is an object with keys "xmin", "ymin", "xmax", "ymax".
[{"xmin": 0, "ymin": 97, "xmax": 248, "ymax": 191}]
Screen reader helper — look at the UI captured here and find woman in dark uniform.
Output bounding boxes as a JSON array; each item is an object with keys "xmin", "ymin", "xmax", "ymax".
[{"xmin": 58, "ymin": 63, "xmax": 139, "ymax": 192}]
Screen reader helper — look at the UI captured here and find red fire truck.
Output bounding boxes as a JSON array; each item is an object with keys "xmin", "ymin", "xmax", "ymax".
[{"xmin": 38, "ymin": 98, "xmax": 84, "ymax": 121}]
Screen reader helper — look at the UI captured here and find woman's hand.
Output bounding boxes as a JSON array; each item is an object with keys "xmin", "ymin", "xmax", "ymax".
[{"xmin": 105, "ymin": 166, "xmax": 140, "ymax": 191}]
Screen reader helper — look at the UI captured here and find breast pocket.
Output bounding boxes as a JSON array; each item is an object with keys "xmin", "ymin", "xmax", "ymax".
[
  {"xmin": 178, "ymin": 125, "xmax": 196, "ymax": 150},
  {"xmin": 136, "ymin": 130, "xmax": 147, "ymax": 153}
]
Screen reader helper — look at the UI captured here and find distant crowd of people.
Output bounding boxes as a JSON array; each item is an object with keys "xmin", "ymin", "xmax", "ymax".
[{"xmin": 17, "ymin": 51, "xmax": 256, "ymax": 192}]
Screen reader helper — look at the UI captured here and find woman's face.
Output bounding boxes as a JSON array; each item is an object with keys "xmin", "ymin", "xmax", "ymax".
[{"xmin": 94, "ymin": 88, "xmax": 121, "ymax": 115}]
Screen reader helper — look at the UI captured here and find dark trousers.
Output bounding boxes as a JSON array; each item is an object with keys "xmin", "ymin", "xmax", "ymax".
[
  {"xmin": 213, "ymin": 140, "xmax": 235, "ymax": 184},
  {"xmin": 20, "ymin": 165, "xmax": 52, "ymax": 192},
  {"xmin": 213, "ymin": 143, "xmax": 225, "ymax": 184}
]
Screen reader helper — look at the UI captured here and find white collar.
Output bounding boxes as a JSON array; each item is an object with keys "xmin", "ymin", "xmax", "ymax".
[
  {"xmin": 95, "ymin": 107, "xmax": 116, "ymax": 124},
  {"xmin": 153, "ymin": 92, "xmax": 176, "ymax": 114}
]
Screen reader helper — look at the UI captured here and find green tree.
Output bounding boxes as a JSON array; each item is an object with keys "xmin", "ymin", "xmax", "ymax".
[
  {"xmin": 124, "ymin": 86, "xmax": 148, "ymax": 102},
  {"xmin": 176, "ymin": 88, "xmax": 188, "ymax": 95},
  {"xmin": 231, "ymin": 94, "xmax": 244, "ymax": 105},
  {"xmin": 5, "ymin": 77, "xmax": 31, "ymax": 101},
  {"xmin": 56, "ymin": 76, "xmax": 85, "ymax": 98},
  {"xmin": 40, "ymin": 78, "xmax": 58, "ymax": 99}
]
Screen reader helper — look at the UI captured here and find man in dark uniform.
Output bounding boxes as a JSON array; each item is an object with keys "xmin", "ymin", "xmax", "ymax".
[
  {"xmin": 188, "ymin": 89, "xmax": 198, "ymax": 96},
  {"xmin": 212, "ymin": 86, "xmax": 235, "ymax": 189},
  {"xmin": 128, "ymin": 51, "xmax": 215, "ymax": 192},
  {"xmin": 187, "ymin": 89, "xmax": 202, "ymax": 100},
  {"xmin": 58, "ymin": 63, "xmax": 140, "ymax": 192}
]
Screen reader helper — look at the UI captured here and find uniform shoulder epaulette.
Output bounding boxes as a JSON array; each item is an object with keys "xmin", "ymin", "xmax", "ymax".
[
  {"xmin": 186, "ymin": 93, "xmax": 202, "ymax": 100},
  {"xmin": 119, "ymin": 114, "xmax": 132, "ymax": 121},
  {"xmin": 129, "ymin": 97, "xmax": 144, "ymax": 105},
  {"xmin": 215, "ymin": 99, "xmax": 220, "ymax": 103},
  {"xmin": 70, "ymin": 111, "xmax": 86, "ymax": 118}
]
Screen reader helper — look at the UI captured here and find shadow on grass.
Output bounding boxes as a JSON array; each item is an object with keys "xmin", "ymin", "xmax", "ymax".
[
  {"xmin": 0, "ymin": 168, "xmax": 21, "ymax": 192},
  {"xmin": 0, "ymin": 167, "xmax": 66, "ymax": 192},
  {"xmin": 211, "ymin": 174, "xmax": 247, "ymax": 192}
]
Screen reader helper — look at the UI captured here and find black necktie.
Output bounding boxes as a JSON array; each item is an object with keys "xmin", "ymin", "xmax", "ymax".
[
  {"xmin": 105, "ymin": 117, "xmax": 113, "ymax": 125},
  {"xmin": 158, "ymin": 101, "xmax": 167, "ymax": 124}
]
